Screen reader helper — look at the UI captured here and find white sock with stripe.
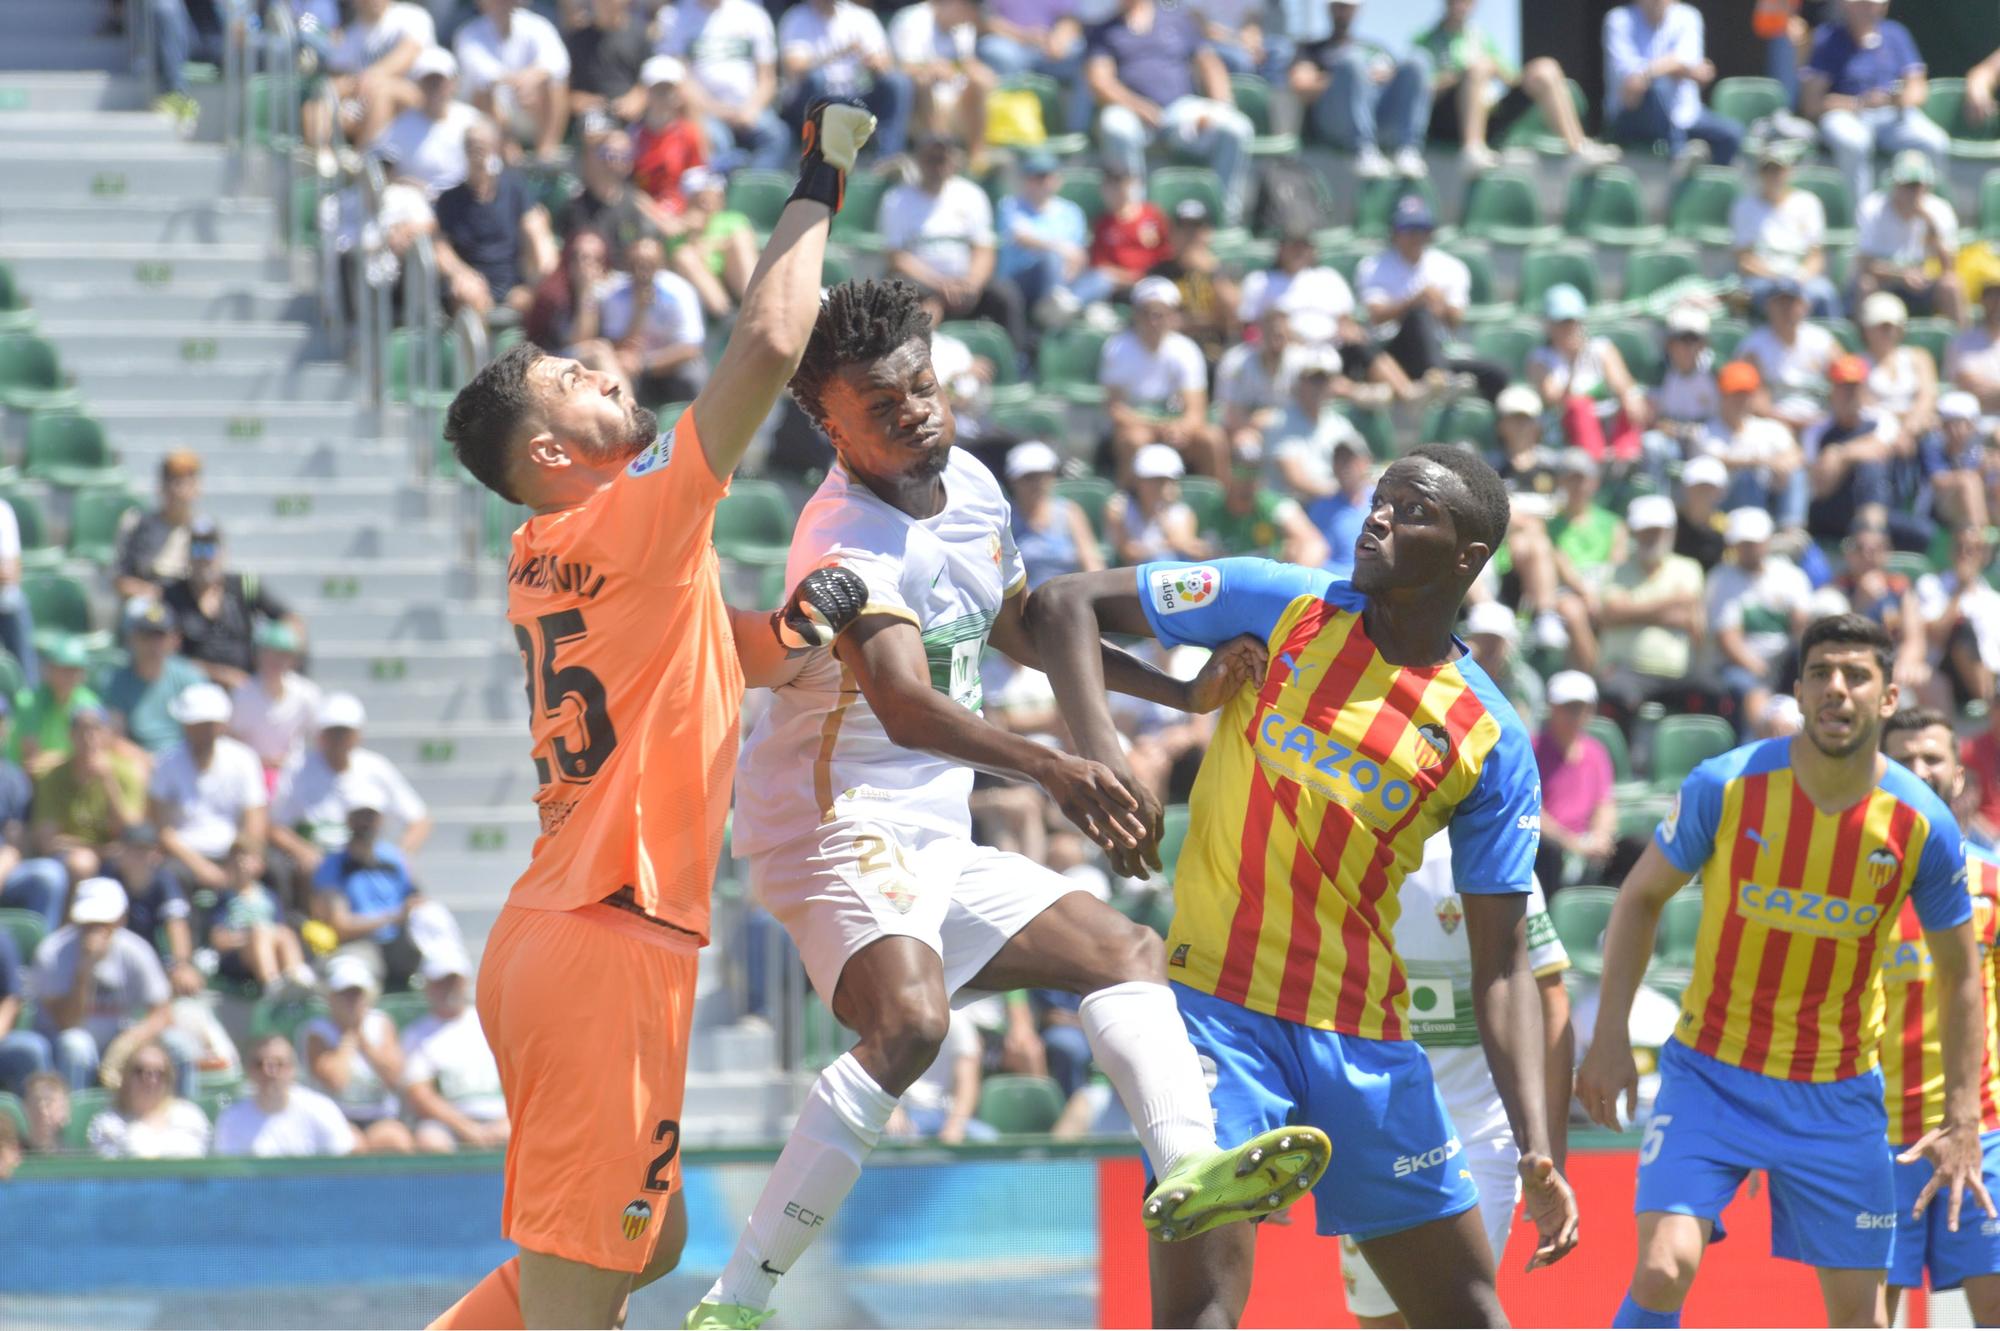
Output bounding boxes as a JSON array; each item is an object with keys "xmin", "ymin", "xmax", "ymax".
[{"xmin": 1079, "ymin": 980, "xmax": 1217, "ymax": 1177}]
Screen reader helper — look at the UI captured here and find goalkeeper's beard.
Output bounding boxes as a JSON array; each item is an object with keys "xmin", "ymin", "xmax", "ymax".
[{"xmin": 581, "ymin": 401, "xmax": 662, "ymax": 466}]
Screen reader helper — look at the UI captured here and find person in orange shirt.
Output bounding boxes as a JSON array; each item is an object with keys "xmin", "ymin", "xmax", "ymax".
[{"xmin": 424, "ymin": 101, "xmax": 879, "ymax": 1331}]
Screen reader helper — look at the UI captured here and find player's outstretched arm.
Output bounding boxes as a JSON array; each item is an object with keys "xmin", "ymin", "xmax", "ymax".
[
  {"xmin": 728, "ymin": 566, "xmax": 869, "ymax": 690},
  {"xmin": 1018, "ymin": 568, "xmax": 1172, "ymax": 790},
  {"xmin": 1906, "ymin": 919, "xmax": 1999, "ymax": 1231},
  {"xmin": 1574, "ymin": 839, "xmax": 1687, "ymax": 1132},
  {"xmin": 689, "ymin": 101, "xmax": 876, "ymax": 483}
]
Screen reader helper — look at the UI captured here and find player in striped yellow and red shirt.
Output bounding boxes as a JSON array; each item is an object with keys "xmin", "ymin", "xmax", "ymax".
[
  {"xmin": 1029, "ymin": 446, "xmax": 1580, "ymax": 1328},
  {"xmin": 1880, "ymin": 708, "xmax": 2000, "ymax": 1323},
  {"xmin": 1578, "ymin": 616, "xmax": 1991, "ymax": 1330}
]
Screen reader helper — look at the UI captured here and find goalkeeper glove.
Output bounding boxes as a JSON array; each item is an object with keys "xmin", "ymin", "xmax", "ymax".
[{"xmin": 790, "ymin": 99, "xmax": 878, "ymax": 214}]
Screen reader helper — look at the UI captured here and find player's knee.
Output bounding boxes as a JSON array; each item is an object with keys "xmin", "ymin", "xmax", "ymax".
[
  {"xmin": 871, "ymin": 996, "xmax": 952, "ymax": 1091},
  {"xmin": 1100, "ymin": 918, "xmax": 1166, "ymax": 986},
  {"xmin": 1629, "ymin": 1247, "xmax": 1697, "ymax": 1309}
]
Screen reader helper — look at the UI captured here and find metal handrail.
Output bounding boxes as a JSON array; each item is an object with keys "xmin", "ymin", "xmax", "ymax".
[{"xmin": 361, "ymin": 157, "xmax": 392, "ymax": 422}]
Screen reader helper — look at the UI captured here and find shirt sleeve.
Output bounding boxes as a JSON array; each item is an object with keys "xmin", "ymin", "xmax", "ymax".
[
  {"xmin": 540, "ymin": 18, "xmax": 572, "ymax": 80},
  {"xmin": 1172, "ymin": 338, "xmax": 1206, "ymax": 395},
  {"xmin": 966, "ymin": 184, "xmax": 996, "ymax": 249},
  {"xmin": 0, "ymin": 501, "xmax": 21, "ymax": 564},
  {"xmin": 789, "ymin": 505, "xmax": 915, "ymax": 625},
  {"xmin": 889, "ymin": 6, "xmax": 928, "ymax": 64},
  {"xmin": 377, "ymin": 755, "xmax": 429, "ymax": 824},
  {"xmin": 1601, "ymin": 9, "xmax": 1642, "ymax": 88},
  {"xmin": 855, "ymin": 8, "xmax": 890, "ymax": 58},
  {"xmin": 1656, "ymin": 757, "xmax": 1726, "ymax": 875},
  {"xmin": 1134, "ymin": 557, "xmax": 1330, "ymax": 648},
  {"xmin": 878, "ymin": 185, "xmax": 918, "ymax": 251},
  {"xmin": 1912, "ymin": 809, "xmax": 1972, "ymax": 930},
  {"xmin": 312, "ymin": 855, "xmax": 342, "ymax": 892},
  {"xmin": 1449, "ymin": 723, "xmax": 1540, "ymax": 896},
  {"xmin": 131, "ymin": 937, "xmax": 170, "ymax": 1009},
  {"xmin": 1525, "ymin": 877, "xmax": 1569, "ymax": 975}
]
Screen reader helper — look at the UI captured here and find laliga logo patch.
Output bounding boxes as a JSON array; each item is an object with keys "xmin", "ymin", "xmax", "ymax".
[
  {"xmin": 1414, "ymin": 722, "xmax": 1452, "ymax": 771},
  {"xmin": 1866, "ymin": 847, "xmax": 1900, "ymax": 891},
  {"xmin": 625, "ymin": 432, "xmax": 674, "ymax": 478},
  {"xmin": 622, "ymin": 1199, "xmax": 653, "ymax": 1241},
  {"xmin": 1150, "ymin": 565, "xmax": 1220, "ymax": 615},
  {"xmin": 1661, "ymin": 792, "xmax": 1682, "ymax": 844}
]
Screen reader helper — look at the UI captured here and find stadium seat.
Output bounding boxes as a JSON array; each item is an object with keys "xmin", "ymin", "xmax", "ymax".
[
  {"xmin": 1353, "ymin": 178, "xmax": 1439, "ymax": 238},
  {"xmin": 22, "ymin": 571, "xmax": 97, "ymax": 653},
  {"xmin": 1499, "ymin": 77, "xmax": 1586, "ymax": 156},
  {"xmin": 1470, "ymin": 319, "xmax": 1543, "ymax": 380},
  {"xmin": 1055, "ymin": 475, "xmax": 1116, "ymax": 539},
  {"xmin": 249, "ymin": 991, "xmax": 329, "ymax": 1043},
  {"xmin": 1651, "ymin": 887, "xmax": 1705, "ymax": 996},
  {"xmin": 1600, "ymin": 321, "xmax": 1664, "ymax": 387},
  {"xmin": 0, "ymin": 908, "xmax": 44, "ymax": 968},
  {"xmin": 377, "ymin": 990, "xmax": 428, "ymax": 1028},
  {"xmin": 386, "ymin": 328, "xmax": 459, "ymax": 405},
  {"xmin": 23, "ymin": 412, "xmax": 122, "ymax": 491},
  {"xmin": 1666, "ymin": 167, "xmax": 1740, "ymax": 248},
  {"xmin": 1147, "ymin": 167, "xmax": 1226, "ymax": 228},
  {"xmin": 1982, "ymin": 170, "xmax": 2000, "ymax": 241},
  {"xmin": 1339, "ymin": 402, "xmax": 1396, "ymax": 462},
  {"xmin": 725, "ymin": 169, "xmax": 792, "ymax": 233},
  {"xmin": 1440, "ymin": 240, "xmax": 1508, "ymax": 323},
  {"xmin": 1518, "ymin": 243, "xmax": 1599, "ymax": 312},
  {"xmin": 1058, "ymin": 167, "xmax": 1105, "ymax": 225},
  {"xmin": 0, "ymin": 1091, "xmax": 24, "ymax": 1137},
  {"xmin": 1425, "ymin": 396, "xmax": 1496, "ymax": 451},
  {"xmin": 1037, "ymin": 326, "xmax": 1112, "ymax": 405},
  {"xmin": 1905, "ymin": 317, "xmax": 1956, "ymax": 370},
  {"xmin": 1314, "ymin": 234, "xmax": 1367, "ymax": 285},
  {"xmin": 820, "ymin": 246, "xmax": 853, "ymax": 287},
  {"xmin": 989, "ymin": 397, "xmax": 1066, "ymax": 444},
  {"xmin": 1, "ymin": 488, "xmax": 61, "ymax": 573},
  {"xmin": 1548, "ymin": 886, "xmax": 1619, "ymax": 977},
  {"xmin": 1457, "ymin": 168, "xmax": 1559, "ymax": 247},
  {"xmin": 1709, "ymin": 77, "xmax": 1788, "ymax": 128},
  {"xmin": 1586, "ymin": 714, "xmax": 1634, "ymax": 783},
  {"xmin": 1814, "ymin": 317, "xmax": 1862, "ymax": 353},
  {"xmin": 1158, "ymin": 802, "xmax": 1192, "ymax": 883},
  {"xmin": 938, "ymin": 319, "xmax": 1022, "ymax": 390},
  {"xmin": 0, "ymin": 335, "xmax": 80, "ymax": 415},
  {"xmin": 1623, "ymin": 244, "xmax": 1703, "ymax": 301},
  {"xmin": 1229, "ymin": 73, "xmax": 1300, "ymax": 156},
  {"xmin": 830, "ymin": 171, "xmax": 890, "ymax": 248},
  {"xmin": 1565, "ymin": 166, "xmax": 1664, "ymax": 249},
  {"xmin": 1925, "ymin": 77, "xmax": 2000, "ymax": 159},
  {"xmin": 976, "ymin": 1074, "xmax": 1065, "ymax": 1134},
  {"xmin": 64, "ymin": 1088, "xmax": 110, "ymax": 1149},
  {"xmin": 1651, "ymin": 714, "xmax": 1736, "ymax": 792},
  {"xmin": 712, "ymin": 479, "xmax": 797, "ymax": 567},
  {"xmin": 1708, "ymin": 316, "xmax": 1749, "ymax": 361},
  {"xmin": 1616, "ymin": 797, "xmax": 1671, "ymax": 847},
  {"xmin": 1791, "ymin": 165, "xmax": 1857, "ymax": 246},
  {"xmin": 1179, "ymin": 476, "xmax": 1225, "ymax": 539}
]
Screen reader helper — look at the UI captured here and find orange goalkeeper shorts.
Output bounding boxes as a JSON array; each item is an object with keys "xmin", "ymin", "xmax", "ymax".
[{"xmin": 477, "ymin": 901, "xmax": 698, "ymax": 1274}]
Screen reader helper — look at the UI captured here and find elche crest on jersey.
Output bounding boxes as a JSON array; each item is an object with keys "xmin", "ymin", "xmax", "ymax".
[{"xmin": 1435, "ymin": 894, "xmax": 1463, "ymax": 935}]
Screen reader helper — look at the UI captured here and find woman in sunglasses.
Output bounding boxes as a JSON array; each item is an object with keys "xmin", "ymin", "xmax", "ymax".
[{"xmin": 86, "ymin": 1039, "xmax": 210, "ymax": 1160}]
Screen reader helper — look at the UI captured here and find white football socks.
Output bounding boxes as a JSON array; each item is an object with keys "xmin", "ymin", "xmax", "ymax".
[
  {"xmin": 704, "ymin": 1052, "xmax": 898, "ymax": 1311},
  {"xmin": 1079, "ymin": 980, "xmax": 1217, "ymax": 1177}
]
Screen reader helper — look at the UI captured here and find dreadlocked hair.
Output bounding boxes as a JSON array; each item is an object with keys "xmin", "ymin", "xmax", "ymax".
[{"xmin": 787, "ymin": 278, "xmax": 934, "ymax": 427}]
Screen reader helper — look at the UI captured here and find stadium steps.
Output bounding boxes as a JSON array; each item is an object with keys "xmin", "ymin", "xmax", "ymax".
[
  {"xmin": 34, "ymin": 320, "xmax": 324, "ymax": 362},
  {"xmin": 0, "ymin": 144, "xmax": 240, "ymax": 196},
  {"xmin": 87, "ymin": 401, "xmax": 383, "ymax": 446},
  {"xmin": 0, "ymin": 195, "xmax": 277, "ymax": 245},
  {"xmin": 0, "ymin": 70, "xmax": 150, "ymax": 113},
  {"xmin": 283, "ymin": 598, "xmax": 509, "ymax": 644},
  {"xmin": 18, "ymin": 283, "xmax": 315, "ymax": 324},
  {"xmin": 222, "ymin": 518, "xmax": 463, "ymax": 564}
]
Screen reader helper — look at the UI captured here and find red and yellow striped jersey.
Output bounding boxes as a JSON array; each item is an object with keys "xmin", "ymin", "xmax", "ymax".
[
  {"xmin": 1878, "ymin": 850, "xmax": 2000, "ymax": 1146},
  {"xmin": 1136, "ymin": 560, "xmax": 1541, "ymax": 1039},
  {"xmin": 1657, "ymin": 738, "xmax": 1972, "ymax": 1083}
]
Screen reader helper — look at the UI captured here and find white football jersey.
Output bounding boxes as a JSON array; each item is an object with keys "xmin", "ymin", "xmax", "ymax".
[{"xmin": 735, "ymin": 449, "xmax": 1026, "ymax": 854}]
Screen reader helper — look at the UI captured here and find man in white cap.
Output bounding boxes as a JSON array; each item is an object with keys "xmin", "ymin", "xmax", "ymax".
[
  {"xmin": 1595, "ymin": 493, "xmax": 1706, "ymax": 722},
  {"xmin": 147, "ymin": 683, "xmax": 267, "ymax": 898},
  {"xmin": 1105, "ymin": 444, "xmax": 1206, "ymax": 564},
  {"xmin": 1463, "ymin": 598, "xmax": 1542, "ymax": 724},
  {"xmin": 1703, "ymin": 506, "xmax": 1811, "ymax": 729},
  {"xmin": 1004, "ymin": 441, "xmax": 1107, "ymax": 589},
  {"xmin": 1672, "ymin": 453, "xmax": 1728, "ymax": 572},
  {"xmin": 272, "ymin": 693, "xmax": 431, "ymax": 879},
  {"xmin": 27, "ymin": 876, "xmax": 196, "ymax": 1097},
  {"xmin": 403, "ymin": 950, "xmax": 511, "ymax": 1153},
  {"xmin": 433, "ymin": 117, "xmax": 562, "ymax": 320},
  {"xmin": 453, "ymin": 0, "xmax": 573, "ymax": 159},
  {"xmin": 1856, "ymin": 149, "xmax": 1963, "ymax": 323},
  {"xmin": 627, "ymin": 57, "xmax": 702, "ymax": 210},
  {"xmin": 1263, "ymin": 344, "xmax": 1372, "ymax": 506},
  {"xmin": 1101, "ymin": 276, "xmax": 1225, "ymax": 477},
  {"xmin": 371, "ymin": 47, "xmax": 485, "ymax": 199},
  {"xmin": 1927, "ymin": 389, "xmax": 1991, "ymax": 533},
  {"xmin": 1533, "ymin": 670, "xmax": 1616, "ymax": 890}
]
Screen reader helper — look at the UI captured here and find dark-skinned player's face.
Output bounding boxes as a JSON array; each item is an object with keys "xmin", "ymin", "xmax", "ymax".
[
  {"xmin": 531, "ymin": 356, "xmax": 658, "ymax": 467},
  {"xmin": 1795, "ymin": 643, "xmax": 1896, "ymax": 760},
  {"xmin": 1884, "ymin": 722, "xmax": 1963, "ymax": 805},
  {"xmin": 1350, "ymin": 459, "xmax": 1483, "ymax": 595},
  {"xmin": 819, "ymin": 337, "xmax": 957, "ymax": 482}
]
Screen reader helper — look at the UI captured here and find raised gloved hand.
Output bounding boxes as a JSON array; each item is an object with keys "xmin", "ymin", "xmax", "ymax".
[
  {"xmin": 790, "ymin": 99, "xmax": 878, "ymax": 214},
  {"xmin": 771, "ymin": 565, "xmax": 869, "ymax": 653}
]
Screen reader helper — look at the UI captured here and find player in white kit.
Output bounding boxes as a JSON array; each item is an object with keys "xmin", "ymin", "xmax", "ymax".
[
  {"xmin": 686, "ymin": 279, "xmax": 1330, "ymax": 1329},
  {"xmin": 1339, "ymin": 828, "xmax": 1574, "ymax": 1326}
]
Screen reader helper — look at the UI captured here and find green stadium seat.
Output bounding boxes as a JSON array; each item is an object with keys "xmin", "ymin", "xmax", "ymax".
[
  {"xmin": 377, "ymin": 990, "xmax": 429, "ymax": 1028},
  {"xmin": 1814, "ymin": 317, "xmax": 1862, "ymax": 353},
  {"xmin": 1314, "ymin": 235, "xmax": 1367, "ymax": 286},
  {"xmin": 0, "ymin": 908, "xmax": 45, "ymax": 967},
  {"xmin": 1601, "ymin": 321, "xmax": 1664, "ymax": 388},
  {"xmin": 1666, "ymin": 167, "xmax": 1741, "ymax": 247},
  {"xmin": 999, "ymin": 72, "xmax": 1087, "ymax": 156},
  {"xmin": 1905, "ymin": 317, "xmax": 1956, "ymax": 370},
  {"xmin": 1651, "ymin": 714, "xmax": 1736, "ymax": 792},
  {"xmin": 0, "ymin": 335, "xmax": 79, "ymax": 415},
  {"xmin": 1617, "ymin": 796, "xmax": 1672, "ymax": 847},
  {"xmin": 1518, "ymin": 243, "xmax": 1599, "ymax": 312},
  {"xmin": 386, "ymin": 328, "xmax": 459, "ymax": 405},
  {"xmin": 1709, "ymin": 316, "xmax": 1749, "ymax": 361},
  {"xmin": 1709, "ymin": 77, "xmax": 1788, "ymax": 127},
  {"xmin": 22, "ymin": 571, "xmax": 96, "ymax": 652},
  {"xmin": 1213, "ymin": 231, "xmax": 1278, "ymax": 272},
  {"xmin": 1055, "ymin": 476, "xmax": 1116, "ymax": 539},
  {"xmin": 1229, "ymin": 73, "xmax": 1300, "ymax": 156},
  {"xmin": 989, "ymin": 397, "xmax": 1066, "ymax": 444},
  {"xmin": 1338, "ymin": 402, "xmax": 1396, "ymax": 462},
  {"xmin": 1925, "ymin": 77, "xmax": 2000, "ymax": 159},
  {"xmin": 820, "ymin": 246, "xmax": 853, "ymax": 287},
  {"xmin": 1147, "ymin": 166, "xmax": 1226, "ymax": 227},
  {"xmin": 64, "ymin": 1087, "xmax": 110, "ymax": 1149},
  {"xmin": 1058, "ymin": 167, "xmax": 1105, "ymax": 225},
  {"xmin": 1158, "ymin": 802, "xmax": 1191, "ymax": 883},
  {"xmin": 1587, "ymin": 714, "xmax": 1633, "ymax": 784},
  {"xmin": 1623, "ymin": 244, "xmax": 1703, "ymax": 301},
  {"xmin": 1179, "ymin": 476, "xmax": 1225, "ymax": 538},
  {"xmin": 1037, "ymin": 326, "xmax": 1112, "ymax": 405},
  {"xmin": 1791, "ymin": 165, "xmax": 1857, "ymax": 245},
  {"xmin": 0, "ymin": 1091, "xmax": 25, "ymax": 1138},
  {"xmin": 976, "ymin": 1074, "xmax": 1065, "ymax": 1134},
  {"xmin": 1471, "ymin": 319, "xmax": 1543, "ymax": 380},
  {"xmin": 725, "ymin": 169, "xmax": 792, "ymax": 232},
  {"xmin": 1565, "ymin": 166, "xmax": 1664, "ymax": 248},
  {"xmin": 1457, "ymin": 168, "xmax": 1559, "ymax": 247},
  {"xmin": 1440, "ymin": 240, "xmax": 1507, "ymax": 322},
  {"xmin": 1651, "ymin": 886, "xmax": 1705, "ymax": 996},
  {"xmin": 23, "ymin": 412, "xmax": 122, "ymax": 490},
  {"xmin": 830, "ymin": 170, "xmax": 890, "ymax": 248},
  {"xmin": 712, "ymin": 479, "xmax": 797, "ymax": 567},
  {"xmin": 938, "ymin": 319, "xmax": 1021, "ymax": 387},
  {"xmin": 1, "ymin": 487, "xmax": 61, "ymax": 572},
  {"xmin": 1548, "ymin": 886, "xmax": 1618, "ymax": 977},
  {"xmin": 250, "ymin": 992, "xmax": 329, "ymax": 1043},
  {"xmin": 1354, "ymin": 178, "xmax": 1439, "ymax": 238},
  {"xmin": 1982, "ymin": 170, "xmax": 2000, "ymax": 241},
  {"xmin": 1425, "ymin": 396, "xmax": 1496, "ymax": 451},
  {"xmin": 1500, "ymin": 77, "xmax": 1586, "ymax": 155}
]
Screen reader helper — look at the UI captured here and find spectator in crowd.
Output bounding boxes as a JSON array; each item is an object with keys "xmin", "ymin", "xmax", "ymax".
[
  {"xmin": 228, "ymin": 622, "xmax": 321, "ymax": 787},
  {"xmin": 1930, "ymin": 391, "xmax": 1991, "ymax": 533},
  {"xmin": 1356, "ymin": 194, "xmax": 1506, "ymax": 402},
  {"xmin": 977, "ymin": 0, "xmax": 1084, "ymax": 97},
  {"xmin": 881, "ymin": 134, "xmax": 1028, "ymax": 359},
  {"xmin": 29, "ymin": 878, "xmax": 195, "ymax": 1096},
  {"xmin": 1601, "ymin": 0, "xmax": 1739, "ymax": 165},
  {"xmin": 1963, "ymin": 692, "xmax": 2000, "ymax": 845},
  {"xmin": 1801, "ymin": 0, "xmax": 1947, "ymax": 204},
  {"xmin": 1417, "ymin": 0, "xmax": 1614, "ymax": 171},
  {"xmin": 1950, "ymin": 282, "xmax": 2000, "ymax": 414},
  {"xmin": 33, "ymin": 705, "xmax": 147, "ymax": 892},
  {"xmin": 1861, "ymin": 289, "xmax": 1940, "ymax": 456},
  {"xmin": 1831, "ymin": 517, "xmax": 1930, "ymax": 691},
  {"xmin": 453, "ymin": 0, "xmax": 571, "ymax": 160},
  {"xmin": 1704, "ymin": 505, "xmax": 1811, "ymax": 729},
  {"xmin": 1082, "ymin": 164, "xmax": 1171, "ymax": 317},
  {"xmin": 913, "ymin": 290, "xmax": 1011, "ymax": 475},
  {"xmin": 109, "ymin": 823, "xmax": 205, "ymax": 1001},
  {"xmin": 433, "ymin": 119, "xmax": 560, "ymax": 320},
  {"xmin": 1590, "ymin": 494, "xmax": 1707, "ymax": 721},
  {"xmin": 1085, "ymin": 0, "xmax": 1254, "ymax": 224},
  {"xmin": 996, "ymin": 150, "xmax": 1097, "ymax": 325},
  {"xmin": 1106, "ymin": 445, "xmax": 1206, "ymax": 564},
  {"xmin": 314, "ymin": 0, "xmax": 433, "ymax": 150},
  {"xmin": 1548, "ymin": 452, "xmax": 1624, "ymax": 592},
  {"xmin": 654, "ymin": 0, "xmax": 790, "ymax": 175},
  {"xmin": 1491, "ymin": 381, "xmax": 1560, "ymax": 511},
  {"xmin": 1187, "ymin": 0, "xmax": 1287, "ymax": 82},
  {"xmin": 148, "ymin": 683, "xmax": 268, "ymax": 896},
  {"xmin": 14, "ymin": 639, "xmax": 103, "ymax": 773},
  {"xmin": 1463, "ymin": 599, "xmax": 1542, "ymax": 724},
  {"xmin": 0, "ymin": 496, "xmax": 34, "ymax": 694},
  {"xmin": 563, "ymin": 0, "xmax": 650, "ymax": 123},
  {"xmin": 1649, "ymin": 305, "xmax": 1720, "ymax": 456},
  {"xmin": 85, "ymin": 1038, "xmax": 209, "ymax": 1160},
  {"xmin": 1216, "ymin": 308, "xmax": 1295, "ymax": 459},
  {"xmin": 1216, "ymin": 448, "xmax": 1329, "ymax": 565},
  {"xmin": 207, "ymin": 843, "xmax": 314, "ymax": 995},
  {"xmin": 1731, "ymin": 140, "xmax": 1839, "ymax": 318},
  {"xmin": 1240, "ymin": 226, "xmax": 1411, "ymax": 402},
  {"xmin": 525, "ymin": 228, "xmax": 600, "ymax": 349},
  {"xmin": 113, "ymin": 450, "xmax": 202, "ymax": 604},
  {"xmin": 1148, "ymin": 199, "xmax": 1238, "ymax": 365},
  {"xmin": 213, "ymin": 1034, "xmax": 356, "ymax": 1158},
  {"xmin": 0, "ymin": 929, "xmax": 50, "ymax": 1095},
  {"xmin": 1290, "ymin": 0, "xmax": 1432, "ymax": 179},
  {"xmin": 1005, "ymin": 442, "xmax": 1104, "ymax": 590},
  {"xmin": 1854, "ymin": 149, "xmax": 1963, "ymax": 323},
  {"xmin": 1264, "ymin": 347, "xmax": 1369, "ymax": 504},
  {"xmin": 1674, "ymin": 453, "xmax": 1728, "ymax": 572},
  {"xmin": 402, "ymin": 951, "xmax": 509, "ymax": 1153},
  {"xmin": 1919, "ymin": 524, "xmax": 2000, "ymax": 713},
  {"xmin": 890, "ymin": 0, "xmax": 994, "ymax": 161},
  {"xmin": 558, "ymin": 128, "xmax": 670, "ymax": 258},
  {"xmin": 1099, "ymin": 277, "xmax": 1223, "ymax": 476},
  {"xmin": 887, "ymin": 1007, "xmax": 994, "ymax": 1143},
  {"xmin": 302, "ymin": 954, "xmax": 414, "ymax": 1154},
  {"xmin": 1533, "ymin": 670, "xmax": 1616, "ymax": 892},
  {"xmin": 372, "ymin": 48, "xmax": 484, "ymax": 200},
  {"xmin": 20, "ymin": 1071, "xmax": 68, "ymax": 1154},
  {"xmin": 1805, "ymin": 352, "xmax": 1921, "ymax": 549},
  {"xmin": 667, "ymin": 167, "xmax": 760, "ymax": 320},
  {"xmin": 1737, "ymin": 277, "xmax": 1839, "ymax": 434},
  {"xmin": 0, "ymin": 697, "xmax": 68, "ymax": 925},
  {"xmin": 628, "ymin": 56, "xmax": 704, "ymax": 212},
  {"xmin": 272, "ymin": 693, "xmax": 431, "ymax": 871},
  {"xmin": 775, "ymin": 0, "xmax": 912, "ymax": 159},
  {"xmin": 573, "ymin": 233, "xmax": 707, "ymax": 407},
  {"xmin": 1529, "ymin": 284, "xmax": 1648, "ymax": 463},
  {"xmin": 164, "ymin": 519, "xmax": 301, "ymax": 692},
  {"xmin": 1306, "ymin": 437, "xmax": 1371, "ymax": 577},
  {"xmin": 311, "ymin": 804, "xmax": 430, "ymax": 993},
  {"xmin": 1697, "ymin": 359, "xmax": 1804, "ymax": 525},
  {"xmin": 97, "ymin": 598, "xmax": 204, "ymax": 759}
]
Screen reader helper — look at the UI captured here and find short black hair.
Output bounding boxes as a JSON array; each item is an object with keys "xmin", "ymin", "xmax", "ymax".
[
  {"xmin": 788, "ymin": 279, "xmax": 933, "ymax": 427},
  {"xmin": 1798, "ymin": 611, "xmax": 1894, "ymax": 680},
  {"xmin": 444, "ymin": 342, "xmax": 544, "ymax": 505},
  {"xmin": 1396, "ymin": 443, "xmax": 1511, "ymax": 554},
  {"xmin": 1883, "ymin": 705, "xmax": 1954, "ymax": 748}
]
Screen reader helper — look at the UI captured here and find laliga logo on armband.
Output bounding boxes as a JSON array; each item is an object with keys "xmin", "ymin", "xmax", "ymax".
[
  {"xmin": 1149, "ymin": 565, "xmax": 1220, "ymax": 615},
  {"xmin": 625, "ymin": 432, "xmax": 674, "ymax": 477}
]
